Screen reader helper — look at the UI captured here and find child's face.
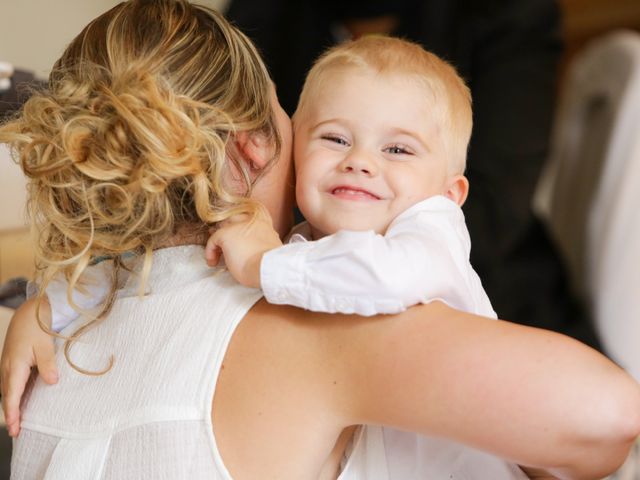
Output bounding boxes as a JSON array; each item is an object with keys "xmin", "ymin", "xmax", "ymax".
[{"xmin": 294, "ymin": 67, "xmax": 457, "ymax": 239}]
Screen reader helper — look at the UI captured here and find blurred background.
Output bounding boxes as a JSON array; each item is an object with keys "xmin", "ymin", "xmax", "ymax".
[
  {"xmin": 1, "ymin": 0, "xmax": 639, "ymax": 79},
  {"xmin": 1, "ymin": 0, "xmax": 639, "ymax": 478}
]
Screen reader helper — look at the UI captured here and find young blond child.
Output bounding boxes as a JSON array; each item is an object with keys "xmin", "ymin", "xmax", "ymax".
[
  {"xmin": 203, "ymin": 36, "xmax": 534, "ymax": 479},
  {"xmin": 206, "ymin": 35, "xmax": 495, "ymax": 321}
]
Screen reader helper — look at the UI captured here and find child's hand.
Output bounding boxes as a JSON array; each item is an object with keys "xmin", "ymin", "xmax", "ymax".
[
  {"xmin": 1, "ymin": 297, "xmax": 58, "ymax": 437},
  {"xmin": 205, "ymin": 209, "xmax": 283, "ymax": 289}
]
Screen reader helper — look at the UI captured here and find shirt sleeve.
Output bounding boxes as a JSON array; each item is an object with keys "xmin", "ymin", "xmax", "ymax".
[
  {"xmin": 45, "ymin": 261, "xmax": 113, "ymax": 332},
  {"xmin": 261, "ymin": 197, "xmax": 495, "ymax": 317}
]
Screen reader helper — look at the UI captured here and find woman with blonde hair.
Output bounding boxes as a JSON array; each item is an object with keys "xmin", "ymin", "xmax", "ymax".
[{"xmin": 1, "ymin": 1, "xmax": 639, "ymax": 478}]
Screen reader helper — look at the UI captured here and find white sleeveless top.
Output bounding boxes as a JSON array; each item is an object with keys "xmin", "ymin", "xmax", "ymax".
[
  {"xmin": 11, "ymin": 245, "xmax": 526, "ymax": 480},
  {"xmin": 9, "ymin": 246, "xmax": 383, "ymax": 479},
  {"xmin": 12, "ymin": 246, "xmax": 263, "ymax": 479}
]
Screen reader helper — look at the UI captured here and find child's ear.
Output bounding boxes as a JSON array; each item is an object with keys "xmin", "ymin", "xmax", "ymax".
[
  {"xmin": 234, "ymin": 131, "xmax": 272, "ymax": 171},
  {"xmin": 445, "ymin": 175, "xmax": 469, "ymax": 207}
]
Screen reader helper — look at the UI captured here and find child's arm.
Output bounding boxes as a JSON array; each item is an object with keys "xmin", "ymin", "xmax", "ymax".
[
  {"xmin": 0, "ymin": 262, "xmax": 112, "ymax": 437},
  {"xmin": 208, "ymin": 197, "xmax": 486, "ymax": 316},
  {"xmin": 0, "ymin": 297, "xmax": 57, "ymax": 437},
  {"xmin": 261, "ymin": 227, "xmax": 471, "ymax": 316}
]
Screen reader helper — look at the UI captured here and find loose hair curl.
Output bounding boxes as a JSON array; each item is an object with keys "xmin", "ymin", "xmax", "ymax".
[{"xmin": 0, "ymin": 0, "xmax": 281, "ymax": 374}]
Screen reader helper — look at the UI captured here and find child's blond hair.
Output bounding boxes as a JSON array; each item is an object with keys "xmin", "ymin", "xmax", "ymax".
[{"xmin": 296, "ymin": 36, "xmax": 472, "ymax": 174}]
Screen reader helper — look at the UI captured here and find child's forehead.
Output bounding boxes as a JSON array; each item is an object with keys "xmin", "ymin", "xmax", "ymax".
[
  {"xmin": 312, "ymin": 64, "xmax": 430, "ymax": 92},
  {"xmin": 293, "ymin": 63, "xmax": 452, "ymax": 145},
  {"xmin": 301, "ymin": 67, "xmax": 438, "ymax": 123},
  {"xmin": 302, "ymin": 67, "xmax": 439, "ymax": 123}
]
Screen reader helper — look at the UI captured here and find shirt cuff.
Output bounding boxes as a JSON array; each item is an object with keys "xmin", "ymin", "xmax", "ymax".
[{"xmin": 261, "ymin": 245, "xmax": 307, "ymax": 306}]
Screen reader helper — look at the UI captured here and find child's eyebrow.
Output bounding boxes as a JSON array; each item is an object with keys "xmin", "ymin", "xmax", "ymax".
[
  {"xmin": 305, "ymin": 118, "xmax": 351, "ymax": 135},
  {"xmin": 310, "ymin": 118, "xmax": 346, "ymax": 129}
]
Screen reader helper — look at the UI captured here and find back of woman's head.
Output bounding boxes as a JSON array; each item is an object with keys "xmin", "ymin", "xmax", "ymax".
[
  {"xmin": 0, "ymin": 0, "xmax": 279, "ymax": 366},
  {"xmin": 1, "ymin": 0, "xmax": 278, "ymax": 279}
]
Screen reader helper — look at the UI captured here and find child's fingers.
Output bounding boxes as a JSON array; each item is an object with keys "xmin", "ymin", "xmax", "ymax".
[
  {"xmin": 205, "ymin": 245, "xmax": 222, "ymax": 267},
  {"xmin": 34, "ymin": 341, "xmax": 58, "ymax": 385},
  {"xmin": 205, "ymin": 213, "xmax": 254, "ymax": 266},
  {"xmin": 5, "ymin": 409, "xmax": 21, "ymax": 437},
  {"xmin": 206, "ymin": 230, "xmax": 226, "ymax": 265},
  {"xmin": 205, "ymin": 234, "xmax": 222, "ymax": 267},
  {"xmin": 1, "ymin": 362, "xmax": 31, "ymax": 437}
]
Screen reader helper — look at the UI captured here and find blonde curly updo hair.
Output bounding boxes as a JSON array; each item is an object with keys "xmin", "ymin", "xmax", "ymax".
[{"xmin": 0, "ymin": 0, "xmax": 280, "ymax": 373}]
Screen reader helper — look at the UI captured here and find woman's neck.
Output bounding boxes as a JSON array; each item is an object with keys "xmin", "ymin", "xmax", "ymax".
[{"xmin": 154, "ymin": 223, "xmax": 209, "ymax": 250}]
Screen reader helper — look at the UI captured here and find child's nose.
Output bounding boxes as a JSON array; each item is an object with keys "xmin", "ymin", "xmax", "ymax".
[{"xmin": 339, "ymin": 149, "xmax": 378, "ymax": 176}]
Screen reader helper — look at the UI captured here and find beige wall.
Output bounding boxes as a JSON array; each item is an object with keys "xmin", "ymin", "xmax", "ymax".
[
  {"xmin": 0, "ymin": 145, "xmax": 32, "ymax": 283},
  {"xmin": 0, "ymin": 0, "xmax": 229, "ymax": 78},
  {"xmin": 0, "ymin": 145, "xmax": 27, "ymax": 231}
]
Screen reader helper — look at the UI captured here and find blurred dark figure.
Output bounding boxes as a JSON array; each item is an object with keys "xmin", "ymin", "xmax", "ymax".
[
  {"xmin": 0, "ymin": 68, "xmax": 46, "ymax": 122},
  {"xmin": 226, "ymin": 0, "xmax": 602, "ymax": 349}
]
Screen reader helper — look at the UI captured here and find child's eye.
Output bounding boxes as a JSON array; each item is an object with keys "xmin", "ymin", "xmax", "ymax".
[
  {"xmin": 321, "ymin": 135, "xmax": 350, "ymax": 146},
  {"xmin": 384, "ymin": 145, "xmax": 412, "ymax": 155}
]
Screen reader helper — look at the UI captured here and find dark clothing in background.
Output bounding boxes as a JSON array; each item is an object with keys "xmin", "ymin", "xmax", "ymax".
[
  {"xmin": 226, "ymin": 0, "xmax": 601, "ymax": 349},
  {"xmin": 0, "ymin": 277, "xmax": 28, "ymax": 309},
  {"xmin": 0, "ymin": 69, "xmax": 46, "ymax": 122}
]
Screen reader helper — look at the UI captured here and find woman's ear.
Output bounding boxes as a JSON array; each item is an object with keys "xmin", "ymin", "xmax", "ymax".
[
  {"xmin": 445, "ymin": 175, "xmax": 469, "ymax": 207},
  {"xmin": 234, "ymin": 131, "xmax": 272, "ymax": 171}
]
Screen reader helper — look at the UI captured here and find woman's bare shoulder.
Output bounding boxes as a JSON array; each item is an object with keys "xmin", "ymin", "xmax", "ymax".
[
  {"xmin": 209, "ymin": 300, "xmax": 461, "ymax": 477},
  {"xmin": 210, "ymin": 299, "xmax": 368, "ymax": 478},
  {"xmin": 214, "ymin": 299, "xmax": 640, "ymax": 478}
]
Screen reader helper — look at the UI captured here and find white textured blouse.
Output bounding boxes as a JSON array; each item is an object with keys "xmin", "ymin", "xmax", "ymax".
[{"xmin": 12, "ymin": 246, "xmax": 263, "ymax": 479}]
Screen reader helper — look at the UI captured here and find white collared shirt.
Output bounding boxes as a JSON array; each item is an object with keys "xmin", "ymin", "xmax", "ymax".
[{"xmin": 262, "ymin": 195, "xmax": 496, "ymax": 318}]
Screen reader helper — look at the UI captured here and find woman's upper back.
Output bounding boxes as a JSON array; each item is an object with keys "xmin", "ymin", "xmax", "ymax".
[
  {"xmin": 12, "ymin": 245, "xmax": 369, "ymax": 480},
  {"xmin": 11, "ymin": 246, "xmax": 265, "ymax": 479}
]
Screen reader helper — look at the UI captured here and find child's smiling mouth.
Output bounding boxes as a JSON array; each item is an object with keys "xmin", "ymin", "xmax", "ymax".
[{"xmin": 330, "ymin": 186, "xmax": 381, "ymax": 201}]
